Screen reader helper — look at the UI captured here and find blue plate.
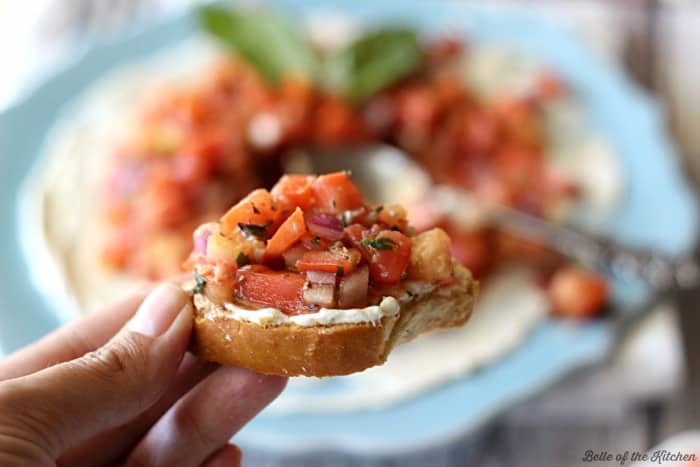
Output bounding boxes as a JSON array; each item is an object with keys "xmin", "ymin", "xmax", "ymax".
[{"xmin": 0, "ymin": 0, "xmax": 697, "ymax": 456}]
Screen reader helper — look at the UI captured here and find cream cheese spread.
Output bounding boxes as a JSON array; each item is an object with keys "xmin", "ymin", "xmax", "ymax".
[{"xmin": 195, "ymin": 293, "xmax": 402, "ymax": 327}]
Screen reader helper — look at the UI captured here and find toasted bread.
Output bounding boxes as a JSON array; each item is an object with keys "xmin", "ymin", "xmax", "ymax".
[{"xmin": 191, "ymin": 263, "xmax": 477, "ymax": 377}]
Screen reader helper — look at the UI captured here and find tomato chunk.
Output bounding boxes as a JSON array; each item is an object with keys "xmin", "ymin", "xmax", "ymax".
[
  {"xmin": 264, "ymin": 207, "xmax": 307, "ymax": 260},
  {"xmin": 447, "ymin": 228, "xmax": 492, "ymax": 278},
  {"xmin": 236, "ymin": 265, "xmax": 306, "ymax": 314},
  {"xmin": 548, "ymin": 266, "xmax": 608, "ymax": 319},
  {"xmin": 344, "ymin": 223, "xmax": 365, "ymax": 244},
  {"xmin": 299, "ymin": 233, "xmax": 331, "ymax": 250},
  {"xmin": 311, "ymin": 171, "xmax": 364, "ymax": 214},
  {"xmin": 378, "ymin": 204, "xmax": 409, "ymax": 232},
  {"xmin": 361, "ymin": 230, "xmax": 412, "ymax": 285},
  {"xmin": 296, "ymin": 248, "xmax": 361, "ymax": 276},
  {"xmin": 220, "ymin": 189, "xmax": 279, "ymax": 236},
  {"xmin": 271, "ymin": 174, "xmax": 316, "ymax": 211}
]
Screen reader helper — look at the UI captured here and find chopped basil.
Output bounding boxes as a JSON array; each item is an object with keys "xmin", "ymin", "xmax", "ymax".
[
  {"xmin": 375, "ymin": 205, "xmax": 384, "ymax": 213},
  {"xmin": 236, "ymin": 252, "xmax": 250, "ymax": 267},
  {"xmin": 238, "ymin": 222, "xmax": 269, "ymax": 239},
  {"xmin": 198, "ymin": 6, "xmax": 422, "ymax": 101},
  {"xmin": 197, "ymin": 5, "xmax": 319, "ymax": 84},
  {"xmin": 193, "ymin": 270, "xmax": 206, "ymax": 295},
  {"xmin": 337, "ymin": 266, "xmax": 345, "ymax": 277},
  {"xmin": 311, "ymin": 236, "xmax": 321, "ymax": 246},
  {"xmin": 360, "ymin": 236, "xmax": 398, "ymax": 250},
  {"xmin": 324, "ymin": 28, "xmax": 422, "ymax": 102}
]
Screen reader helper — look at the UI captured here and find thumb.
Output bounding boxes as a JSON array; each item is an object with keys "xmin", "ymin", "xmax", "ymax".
[{"xmin": 0, "ymin": 283, "xmax": 193, "ymax": 460}]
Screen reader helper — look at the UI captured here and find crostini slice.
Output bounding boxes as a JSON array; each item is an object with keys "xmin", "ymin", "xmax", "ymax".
[{"xmin": 187, "ymin": 171, "xmax": 478, "ymax": 376}]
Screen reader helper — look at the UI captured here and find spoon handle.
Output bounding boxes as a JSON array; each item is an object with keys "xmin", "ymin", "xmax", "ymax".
[{"xmin": 489, "ymin": 205, "xmax": 700, "ymax": 292}]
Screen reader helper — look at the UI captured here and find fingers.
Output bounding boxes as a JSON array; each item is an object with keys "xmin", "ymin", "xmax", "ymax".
[
  {"xmin": 0, "ymin": 284, "xmax": 193, "ymax": 460},
  {"xmin": 202, "ymin": 444, "xmax": 242, "ymax": 467},
  {"xmin": 124, "ymin": 367, "xmax": 286, "ymax": 467},
  {"xmin": 0, "ymin": 274, "xmax": 191, "ymax": 382},
  {"xmin": 57, "ymin": 353, "xmax": 216, "ymax": 467},
  {"xmin": 0, "ymin": 292, "xmax": 147, "ymax": 381}
]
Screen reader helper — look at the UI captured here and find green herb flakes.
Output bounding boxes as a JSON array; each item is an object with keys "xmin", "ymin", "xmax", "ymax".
[
  {"xmin": 236, "ymin": 252, "xmax": 251, "ymax": 267},
  {"xmin": 360, "ymin": 237, "xmax": 398, "ymax": 250},
  {"xmin": 193, "ymin": 270, "xmax": 206, "ymax": 295},
  {"xmin": 238, "ymin": 222, "xmax": 269, "ymax": 239}
]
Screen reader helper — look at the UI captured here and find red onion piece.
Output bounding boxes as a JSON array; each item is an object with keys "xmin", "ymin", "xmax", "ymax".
[
  {"xmin": 193, "ymin": 225, "xmax": 213, "ymax": 255},
  {"xmin": 337, "ymin": 266, "xmax": 369, "ymax": 308},
  {"xmin": 306, "ymin": 270, "xmax": 337, "ymax": 285},
  {"xmin": 307, "ymin": 214, "xmax": 344, "ymax": 241},
  {"xmin": 303, "ymin": 282, "xmax": 335, "ymax": 307}
]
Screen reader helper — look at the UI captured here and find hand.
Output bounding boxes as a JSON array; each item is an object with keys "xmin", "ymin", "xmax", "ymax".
[{"xmin": 0, "ymin": 282, "xmax": 286, "ymax": 467}]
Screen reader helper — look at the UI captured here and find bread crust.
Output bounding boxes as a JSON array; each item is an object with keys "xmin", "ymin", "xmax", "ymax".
[{"xmin": 192, "ymin": 263, "xmax": 478, "ymax": 376}]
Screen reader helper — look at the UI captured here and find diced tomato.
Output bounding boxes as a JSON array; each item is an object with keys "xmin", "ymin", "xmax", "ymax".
[
  {"xmin": 548, "ymin": 266, "xmax": 608, "ymax": 319},
  {"xmin": 344, "ymin": 223, "xmax": 366, "ymax": 244},
  {"xmin": 361, "ymin": 230, "xmax": 412, "ymax": 285},
  {"xmin": 236, "ymin": 265, "xmax": 306, "ymax": 314},
  {"xmin": 492, "ymin": 99, "xmax": 542, "ymax": 149},
  {"xmin": 448, "ymin": 228, "xmax": 492, "ymax": 278},
  {"xmin": 395, "ymin": 85, "xmax": 437, "ymax": 132},
  {"xmin": 311, "ymin": 171, "xmax": 364, "ymax": 214},
  {"xmin": 299, "ymin": 233, "xmax": 331, "ymax": 250},
  {"xmin": 378, "ymin": 204, "xmax": 408, "ymax": 231},
  {"xmin": 264, "ymin": 207, "xmax": 307, "ymax": 260},
  {"xmin": 281, "ymin": 245, "xmax": 307, "ymax": 270},
  {"xmin": 170, "ymin": 150, "xmax": 213, "ymax": 187},
  {"xmin": 271, "ymin": 174, "xmax": 316, "ymax": 211},
  {"xmin": 296, "ymin": 248, "xmax": 361, "ymax": 276},
  {"xmin": 311, "ymin": 96, "xmax": 369, "ymax": 144},
  {"xmin": 493, "ymin": 145, "xmax": 541, "ymax": 193},
  {"xmin": 220, "ymin": 189, "xmax": 280, "ymax": 236},
  {"xmin": 138, "ymin": 171, "xmax": 192, "ymax": 229},
  {"xmin": 171, "ymin": 131, "xmax": 223, "ymax": 185}
]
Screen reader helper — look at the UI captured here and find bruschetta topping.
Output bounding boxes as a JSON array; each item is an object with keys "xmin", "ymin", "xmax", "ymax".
[{"xmin": 189, "ymin": 172, "xmax": 455, "ymax": 314}]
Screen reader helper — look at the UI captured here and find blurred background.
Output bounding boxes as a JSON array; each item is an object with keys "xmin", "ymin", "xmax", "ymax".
[{"xmin": 1, "ymin": 1, "xmax": 699, "ymax": 466}]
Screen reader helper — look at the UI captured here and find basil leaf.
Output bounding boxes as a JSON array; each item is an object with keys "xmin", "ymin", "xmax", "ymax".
[
  {"xmin": 238, "ymin": 222, "xmax": 269, "ymax": 239},
  {"xmin": 360, "ymin": 237, "xmax": 399, "ymax": 251},
  {"xmin": 326, "ymin": 28, "xmax": 422, "ymax": 102},
  {"xmin": 197, "ymin": 5, "xmax": 318, "ymax": 84},
  {"xmin": 193, "ymin": 270, "xmax": 206, "ymax": 295}
]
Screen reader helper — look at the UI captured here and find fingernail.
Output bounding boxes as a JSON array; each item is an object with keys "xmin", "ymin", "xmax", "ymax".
[{"xmin": 128, "ymin": 283, "xmax": 189, "ymax": 337}]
